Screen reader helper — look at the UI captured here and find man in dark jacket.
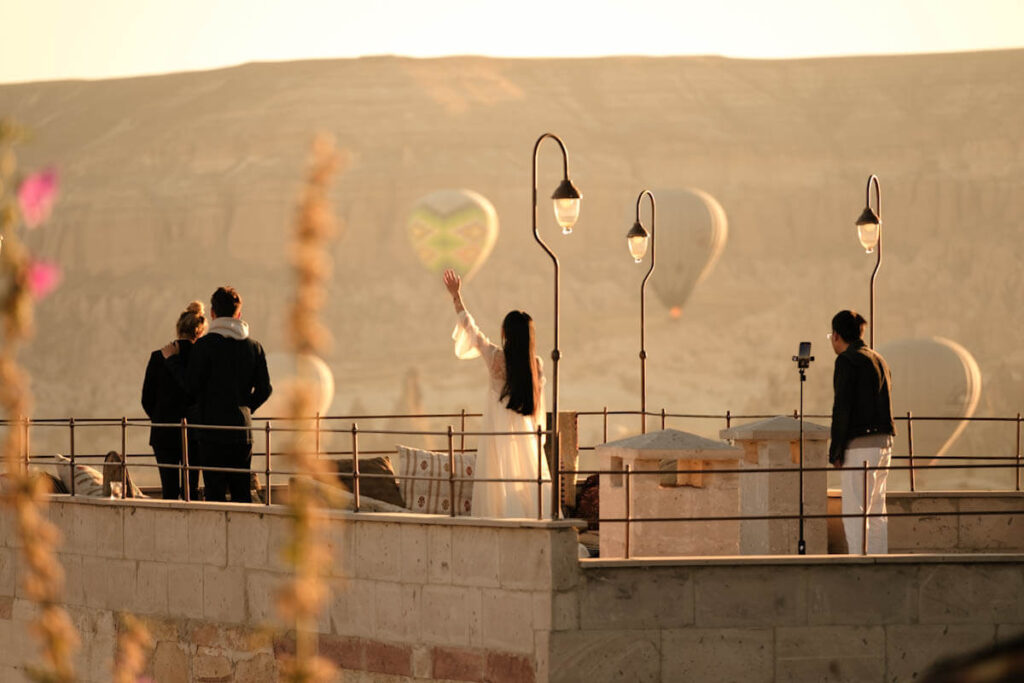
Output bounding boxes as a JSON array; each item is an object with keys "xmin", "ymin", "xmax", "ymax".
[
  {"xmin": 186, "ymin": 286, "xmax": 272, "ymax": 502},
  {"xmin": 829, "ymin": 309, "xmax": 895, "ymax": 554}
]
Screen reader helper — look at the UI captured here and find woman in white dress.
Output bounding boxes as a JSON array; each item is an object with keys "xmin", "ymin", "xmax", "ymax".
[{"xmin": 442, "ymin": 269, "xmax": 552, "ymax": 518}]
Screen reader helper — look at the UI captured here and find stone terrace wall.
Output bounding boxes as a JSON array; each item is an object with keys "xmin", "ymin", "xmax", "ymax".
[
  {"xmin": 3, "ymin": 498, "xmax": 1024, "ymax": 682},
  {"xmin": 888, "ymin": 491, "xmax": 1024, "ymax": 554},
  {"xmin": 554, "ymin": 556, "xmax": 1024, "ymax": 682},
  {"xmin": 0, "ymin": 498, "xmax": 581, "ymax": 682}
]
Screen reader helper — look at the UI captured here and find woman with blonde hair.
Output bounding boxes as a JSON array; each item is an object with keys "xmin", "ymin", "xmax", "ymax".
[
  {"xmin": 442, "ymin": 269, "xmax": 551, "ymax": 518},
  {"xmin": 142, "ymin": 300, "xmax": 207, "ymax": 499}
]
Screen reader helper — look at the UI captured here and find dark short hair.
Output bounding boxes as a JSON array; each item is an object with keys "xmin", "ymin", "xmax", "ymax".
[
  {"xmin": 832, "ymin": 310, "xmax": 867, "ymax": 343},
  {"xmin": 211, "ymin": 286, "xmax": 242, "ymax": 318}
]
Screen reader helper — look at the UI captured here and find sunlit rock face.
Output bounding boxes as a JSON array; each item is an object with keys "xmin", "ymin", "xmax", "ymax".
[{"xmin": 2, "ymin": 52, "xmax": 1024, "ymax": 484}]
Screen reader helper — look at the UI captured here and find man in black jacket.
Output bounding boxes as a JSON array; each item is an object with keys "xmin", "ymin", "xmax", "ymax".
[
  {"xmin": 829, "ymin": 309, "xmax": 895, "ymax": 554},
  {"xmin": 186, "ymin": 286, "xmax": 272, "ymax": 502}
]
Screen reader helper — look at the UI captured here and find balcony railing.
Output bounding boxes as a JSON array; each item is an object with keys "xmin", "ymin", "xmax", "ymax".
[{"xmin": 2, "ymin": 409, "xmax": 1022, "ymax": 558}]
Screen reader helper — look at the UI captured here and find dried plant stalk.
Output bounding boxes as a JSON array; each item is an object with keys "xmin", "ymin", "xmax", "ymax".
[
  {"xmin": 112, "ymin": 614, "xmax": 153, "ymax": 683},
  {"xmin": 276, "ymin": 134, "xmax": 347, "ymax": 682},
  {"xmin": 0, "ymin": 120, "xmax": 80, "ymax": 681}
]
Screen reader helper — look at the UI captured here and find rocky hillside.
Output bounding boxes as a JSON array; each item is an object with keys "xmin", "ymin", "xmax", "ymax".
[{"xmin": 2, "ymin": 51, "xmax": 1022, "ymax": 481}]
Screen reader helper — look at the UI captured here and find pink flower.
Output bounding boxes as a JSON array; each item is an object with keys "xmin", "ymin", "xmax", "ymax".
[
  {"xmin": 26, "ymin": 260, "xmax": 61, "ymax": 299},
  {"xmin": 18, "ymin": 168, "xmax": 59, "ymax": 228}
]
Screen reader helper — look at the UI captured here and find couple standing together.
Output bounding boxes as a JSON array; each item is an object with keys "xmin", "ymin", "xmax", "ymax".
[{"xmin": 142, "ymin": 286, "xmax": 272, "ymax": 502}]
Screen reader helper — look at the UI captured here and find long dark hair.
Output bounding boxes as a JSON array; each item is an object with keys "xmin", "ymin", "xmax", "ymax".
[{"xmin": 500, "ymin": 310, "xmax": 540, "ymax": 417}]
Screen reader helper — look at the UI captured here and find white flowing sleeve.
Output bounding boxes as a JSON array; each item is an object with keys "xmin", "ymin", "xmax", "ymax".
[{"xmin": 452, "ymin": 309, "xmax": 500, "ymax": 364}]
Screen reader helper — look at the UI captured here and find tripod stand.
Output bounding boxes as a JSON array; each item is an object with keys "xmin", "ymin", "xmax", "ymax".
[{"xmin": 792, "ymin": 342, "xmax": 814, "ymax": 555}]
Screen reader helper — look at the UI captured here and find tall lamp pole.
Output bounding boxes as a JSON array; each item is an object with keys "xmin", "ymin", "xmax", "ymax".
[
  {"xmin": 625, "ymin": 190, "xmax": 656, "ymax": 434},
  {"xmin": 532, "ymin": 133, "xmax": 582, "ymax": 519},
  {"xmin": 855, "ymin": 175, "xmax": 882, "ymax": 347}
]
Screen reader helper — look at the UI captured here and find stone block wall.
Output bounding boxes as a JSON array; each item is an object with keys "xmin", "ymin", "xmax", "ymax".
[
  {"xmin": 0, "ymin": 498, "xmax": 581, "ymax": 682},
  {"xmin": 887, "ymin": 491, "xmax": 1024, "ymax": 553},
  {"xmin": 3, "ymin": 497, "xmax": 1024, "ymax": 681},
  {"xmin": 554, "ymin": 557, "xmax": 1024, "ymax": 682}
]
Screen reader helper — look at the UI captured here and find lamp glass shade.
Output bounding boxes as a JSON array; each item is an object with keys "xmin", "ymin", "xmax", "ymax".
[
  {"xmin": 855, "ymin": 207, "xmax": 881, "ymax": 253},
  {"xmin": 857, "ymin": 223, "xmax": 880, "ymax": 253},
  {"xmin": 626, "ymin": 221, "xmax": 649, "ymax": 263},
  {"xmin": 553, "ymin": 198, "xmax": 581, "ymax": 234},
  {"xmin": 551, "ymin": 178, "xmax": 582, "ymax": 234}
]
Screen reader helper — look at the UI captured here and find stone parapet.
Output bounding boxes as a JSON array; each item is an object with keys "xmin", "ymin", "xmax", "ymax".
[
  {"xmin": 887, "ymin": 490, "xmax": 1024, "ymax": 553},
  {"xmin": 563, "ymin": 555, "xmax": 1024, "ymax": 682},
  {"xmin": 2, "ymin": 497, "xmax": 582, "ymax": 682},
  {"xmin": 3, "ymin": 497, "xmax": 1022, "ymax": 681}
]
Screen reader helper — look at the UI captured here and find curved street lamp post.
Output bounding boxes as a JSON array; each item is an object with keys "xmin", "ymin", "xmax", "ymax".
[
  {"xmin": 855, "ymin": 175, "xmax": 882, "ymax": 347},
  {"xmin": 532, "ymin": 133, "xmax": 582, "ymax": 519},
  {"xmin": 625, "ymin": 190, "xmax": 656, "ymax": 434}
]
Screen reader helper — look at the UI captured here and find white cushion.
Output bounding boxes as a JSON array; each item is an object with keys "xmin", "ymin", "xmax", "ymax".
[
  {"xmin": 395, "ymin": 445, "xmax": 475, "ymax": 516},
  {"xmin": 53, "ymin": 453, "xmax": 104, "ymax": 496}
]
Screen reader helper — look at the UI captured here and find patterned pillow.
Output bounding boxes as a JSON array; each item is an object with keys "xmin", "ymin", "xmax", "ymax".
[
  {"xmin": 53, "ymin": 453, "xmax": 105, "ymax": 497},
  {"xmin": 395, "ymin": 445, "xmax": 475, "ymax": 516}
]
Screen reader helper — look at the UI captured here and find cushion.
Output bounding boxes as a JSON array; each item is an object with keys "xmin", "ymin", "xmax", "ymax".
[
  {"xmin": 54, "ymin": 453, "xmax": 105, "ymax": 496},
  {"xmin": 44, "ymin": 472, "xmax": 69, "ymax": 494},
  {"xmin": 335, "ymin": 456, "xmax": 405, "ymax": 509},
  {"xmin": 395, "ymin": 445, "xmax": 475, "ymax": 516}
]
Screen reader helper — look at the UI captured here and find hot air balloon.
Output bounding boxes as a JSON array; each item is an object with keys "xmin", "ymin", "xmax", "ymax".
[
  {"xmin": 645, "ymin": 188, "xmax": 728, "ymax": 318},
  {"xmin": 258, "ymin": 352, "xmax": 336, "ymax": 419},
  {"xmin": 407, "ymin": 189, "xmax": 499, "ymax": 282},
  {"xmin": 876, "ymin": 337, "xmax": 982, "ymax": 488}
]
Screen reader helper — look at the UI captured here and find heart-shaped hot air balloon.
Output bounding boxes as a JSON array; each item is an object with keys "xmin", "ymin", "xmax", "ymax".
[
  {"xmin": 646, "ymin": 188, "xmax": 728, "ymax": 318},
  {"xmin": 877, "ymin": 337, "xmax": 982, "ymax": 487},
  {"xmin": 407, "ymin": 189, "xmax": 499, "ymax": 282}
]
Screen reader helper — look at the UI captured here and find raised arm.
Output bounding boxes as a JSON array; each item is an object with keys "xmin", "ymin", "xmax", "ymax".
[
  {"xmin": 443, "ymin": 268, "xmax": 466, "ymax": 314},
  {"xmin": 443, "ymin": 269, "xmax": 499, "ymax": 363}
]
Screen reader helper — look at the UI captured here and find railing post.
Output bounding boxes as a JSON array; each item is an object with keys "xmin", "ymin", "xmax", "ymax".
[
  {"xmin": 602, "ymin": 406, "xmax": 608, "ymax": 443},
  {"xmin": 68, "ymin": 417, "xmax": 76, "ymax": 496},
  {"xmin": 447, "ymin": 425, "xmax": 456, "ymax": 519},
  {"xmin": 536, "ymin": 425, "xmax": 544, "ymax": 521},
  {"xmin": 1016, "ymin": 412, "xmax": 1021, "ymax": 492},
  {"xmin": 315, "ymin": 412, "xmax": 321, "ymax": 461},
  {"xmin": 660, "ymin": 408, "xmax": 666, "ymax": 430},
  {"xmin": 264, "ymin": 421, "xmax": 272, "ymax": 506},
  {"xmin": 907, "ymin": 411, "xmax": 915, "ymax": 492},
  {"xmin": 181, "ymin": 418, "xmax": 191, "ymax": 502},
  {"xmin": 23, "ymin": 416, "xmax": 31, "ymax": 470},
  {"xmin": 624, "ymin": 464, "xmax": 631, "ymax": 559},
  {"xmin": 351, "ymin": 423, "xmax": 360, "ymax": 513},
  {"xmin": 725, "ymin": 409, "xmax": 731, "ymax": 429},
  {"xmin": 121, "ymin": 416, "xmax": 128, "ymax": 491},
  {"xmin": 862, "ymin": 461, "xmax": 869, "ymax": 555},
  {"xmin": 551, "ymin": 413, "xmax": 560, "ymax": 522},
  {"xmin": 460, "ymin": 409, "xmax": 466, "ymax": 454}
]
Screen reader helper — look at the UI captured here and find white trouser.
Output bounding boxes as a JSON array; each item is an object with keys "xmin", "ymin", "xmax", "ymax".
[{"xmin": 841, "ymin": 445, "xmax": 892, "ymax": 554}]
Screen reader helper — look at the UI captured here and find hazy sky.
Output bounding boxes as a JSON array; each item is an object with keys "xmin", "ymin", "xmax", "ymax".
[{"xmin": 2, "ymin": 0, "xmax": 1023, "ymax": 83}]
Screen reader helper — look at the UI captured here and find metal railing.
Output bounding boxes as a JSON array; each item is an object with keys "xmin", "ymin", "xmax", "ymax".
[
  {"xmin": 3, "ymin": 409, "xmax": 1023, "ymax": 556},
  {"xmin": 573, "ymin": 408, "xmax": 1023, "ymax": 558},
  {"xmin": 576, "ymin": 408, "xmax": 1023, "ymax": 492},
  {"xmin": 0, "ymin": 412, "xmax": 555, "ymax": 520}
]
